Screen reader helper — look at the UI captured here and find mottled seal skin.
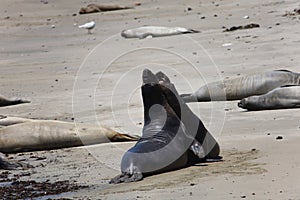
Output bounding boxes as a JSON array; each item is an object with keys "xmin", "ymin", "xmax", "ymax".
[
  {"xmin": 238, "ymin": 85, "xmax": 300, "ymax": 111},
  {"xmin": 0, "ymin": 95, "xmax": 30, "ymax": 107},
  {"xmin": 0, "ymin": 120, "xmax": 138, "ymax": 153},
  {"xmin": 181, "ymin": 70, "xmax": 300, "ymax": 102},
  {"xmin": 79, "ymin": 4, "xmax": 132, "ymax": 14},
  {"xmin": 121, "ymin": 26, "xmax": 199, "ymax": 39},
  {"xmin": 110, "ymin": 69, "xmax": 220, "ymax": 184}
]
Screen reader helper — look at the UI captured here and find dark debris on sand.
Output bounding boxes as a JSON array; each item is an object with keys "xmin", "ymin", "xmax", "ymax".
[
  {"xmin": 223, "ymin": 23, "xmax": 260, "ymax": 32},
  {"xmin": 283, "ymin": 7, "xmax": 300, "ymax": 19},
  {"xmin": 0, "ymin": 172, "xmax": 87, "ymax": 199}
]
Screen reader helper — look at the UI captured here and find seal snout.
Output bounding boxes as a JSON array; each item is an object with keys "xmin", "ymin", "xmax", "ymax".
[
  {"xmin": 142, "ymin": 69, "xmax": 158, "ymax": 84},
  {"xmin": 121, "ymin": 30, "xmax": 127, "ymax": 37},
  {"xmin": 156, "ymin": 71, "xmax": 171, "ymax": 84},
  {"xmin": 238, "ymin": 99, "xmax": 246, "ymax": 108}
]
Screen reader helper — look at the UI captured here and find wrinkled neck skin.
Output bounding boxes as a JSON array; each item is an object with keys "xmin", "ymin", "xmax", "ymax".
[{"xmin": 141, "ymin": 83, "xmax": 179, "ymax": 142}]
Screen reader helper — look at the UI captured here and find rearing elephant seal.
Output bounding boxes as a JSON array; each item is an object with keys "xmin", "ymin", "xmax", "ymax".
[
  {"xmin": 121, "ymin": 26, "xmax": 199, "ymax": 39},
  {"xmin": 238, "ymin": 85, "xmax": 300, "ymax": 111},
  {"xmin": 110, "ymin": 69, "xmax": 220, "ymax": 183},
  {"xmin": 181, "ymin": 70, "xmax": 300, "ymax": 102}
]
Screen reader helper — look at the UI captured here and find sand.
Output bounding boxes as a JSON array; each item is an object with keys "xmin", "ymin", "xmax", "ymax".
[{"xmin": 0, "ymin": 0, "xmax": 300, "ymax": 199}]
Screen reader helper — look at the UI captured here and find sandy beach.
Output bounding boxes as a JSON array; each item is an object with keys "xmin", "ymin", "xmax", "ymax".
[{"xmin": 0, "ymin": 0, "xmax": 300, "ymax": 199}]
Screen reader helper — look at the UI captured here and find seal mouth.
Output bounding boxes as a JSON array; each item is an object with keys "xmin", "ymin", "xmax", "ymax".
[
  {"xmin": 121, "ymin": 30, "xmax": 128, "ymax": 38},
  {"xmin": 237, "ymin": 99, "xmax": 246, "ymax": 108}
]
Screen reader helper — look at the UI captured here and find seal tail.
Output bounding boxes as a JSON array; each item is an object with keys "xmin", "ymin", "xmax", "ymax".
[
  {"xmin": 180, "ymin": 93, "xmax": 198, "ymax": 103},
  {"xmin": 110, "ymin": 132, "xmax": 140, "ymax": 142},
  {"xmin": 184, "ymin": 29, "xmax": 200, "ymax": 34}
]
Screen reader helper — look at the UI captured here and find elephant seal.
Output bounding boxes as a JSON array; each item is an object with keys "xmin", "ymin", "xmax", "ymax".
[
  {"xmin": 0, "ymin": 95, "xmax": 30, "ymax": 107},
  {"xmin": 181, "ymin": 70, "xmax": 300, "ymax": 102},
  {"xmin": 238, "ymin": 85, "xmax": 300, "ymax": 111},
  {"xmin": 79, "ymin": 4, "xmax": 133, "ymax": 14},
  {"xmin": 110, "ymin": 69, "xmax": 220, "ymax": 183},
  {"xmin": 121, "ymin": 26, "xmax": 199, "ymax": 39},
  {"xmin": 0, "ymin": 120, "xmax": 138, "ymax": 153}
]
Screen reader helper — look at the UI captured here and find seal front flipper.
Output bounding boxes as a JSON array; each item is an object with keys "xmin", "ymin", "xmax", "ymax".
[
  {"xmin": 110, "ymin": 171, "xmax": 143, "ymax": 184},
  {"xmin": 189, "ymin": 140, "xmax": 205, "ymax": 159}
]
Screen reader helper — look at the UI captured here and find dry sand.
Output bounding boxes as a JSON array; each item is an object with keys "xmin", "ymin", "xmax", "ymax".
[{"xmin": 0, "ymin": 0, "xmax": 300, "ymax": 199}]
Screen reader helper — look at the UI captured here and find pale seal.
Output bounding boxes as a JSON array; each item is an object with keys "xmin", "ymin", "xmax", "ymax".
[
  {"xmin": 110, "ymin": 69, "xmax": 220, "ymax": 183},
  {"xmin": 79, "ymin": 4, "xmax": 133, "ymax": 14},
  {"xmin": 0, "ymin": 95, "xmax": 30, "ymax": 107},
  {"xmin": 181, "ymin": 70, "xmax": 300, "ymax": 102},
  {"xmin": 121, "ymin": 26, "xmax": 199, "ymax": 39},
  {"xmin": 238, "ymin": 85, "xmax": 300, "ymax": 111},
  {"xmin": 0, "ymin": 120, "xmax": 138, "ymax": 153}
]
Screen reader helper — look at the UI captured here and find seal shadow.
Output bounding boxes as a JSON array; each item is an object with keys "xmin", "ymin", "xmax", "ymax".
[{"xmin": 100, "ymin": 149, "xmax": 266, "ymax": 195}]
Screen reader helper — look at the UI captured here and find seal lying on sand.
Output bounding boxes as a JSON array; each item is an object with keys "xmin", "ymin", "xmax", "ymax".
[
  {"xmin": 79, "ymin": 4, "xmax": 133, "ymax": 14},
  {"xmin": 0, "ymin": 120, "xmax": 138, "ymax": 153},
  {"xmin": 0, "ymin": 95, "xmax": 30, "ymax": 107},
  {"xmin": 181, "ymin": 70, "xmax": 300, "ymax": 102},
  {"xmin": 238, "ymin": 85, "xmax": 300, "ymax": 111},
  {"xmin": 110, "ymin": 69, "xmax": 220, "ymax": 183},
  {"xmin": 121, "ymin": 26, "xmax": 199, "ymax": 39}
]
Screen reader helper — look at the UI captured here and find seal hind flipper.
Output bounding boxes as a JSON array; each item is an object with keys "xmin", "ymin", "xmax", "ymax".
[
  {"xmin": 184, "ymin": 29, "xmax": 200, "ymax": 34},
  {"xmin": 0, "ymin": 95, "xmax": 30, "ymax": 107},
  {"xmin": 180, "ymin": 93, "xmax": 198, "ymax": 103},
  {"xmin": 279, "ymin": 84, "xmax": 299, "ymax": 88},
  {"xmin": 109, "ymin": 132, "xmax": 140, "ymax": 142},
  {"xmin": 275, "ymin": 69, "xmax": 292, "ymax": 73}
]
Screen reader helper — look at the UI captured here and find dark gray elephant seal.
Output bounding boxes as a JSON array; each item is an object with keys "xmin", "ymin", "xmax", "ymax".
[
  {"xmin": 155, "ymin": 71, "xmax": 220, "ymax": 159},
  {"xmin": 121, "ymin": 26, "xmax": 199, "ymax": 39},
  {"xmin": 181, "ymin": 70, "xmax": 300, "ymax": 102},
  {"xmin": 110, "ymin": 69, "xmax": 220, "ymax": 183},
  {"xmin": 238, "ymin": 85, "xmax": 300, "ymax": 111},
  {"xmin": 0, "ymin": 95, "xmax": 30, "ymax": 107}
]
